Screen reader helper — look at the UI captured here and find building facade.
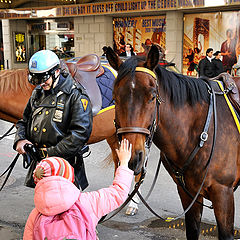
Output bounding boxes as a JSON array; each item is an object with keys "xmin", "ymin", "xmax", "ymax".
[{"xmin": 1, "ymin": 0, "xmax": 240, "ymax": 74}]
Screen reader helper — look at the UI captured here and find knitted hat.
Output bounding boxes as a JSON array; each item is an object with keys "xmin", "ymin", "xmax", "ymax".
[{"xmin": 33, "ymin": 157, "xmax": 74, "ymax": 184}]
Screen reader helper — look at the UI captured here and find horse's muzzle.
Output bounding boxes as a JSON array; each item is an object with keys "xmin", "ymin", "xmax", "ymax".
[{"xmin": 129, "ymin": 150, "xmax": 144, "ymax": 175}]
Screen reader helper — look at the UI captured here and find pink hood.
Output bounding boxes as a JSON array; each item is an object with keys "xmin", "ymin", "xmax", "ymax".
[{"xmin": 34, "ymin": 176, "xmax": 80, "ymax": 216}]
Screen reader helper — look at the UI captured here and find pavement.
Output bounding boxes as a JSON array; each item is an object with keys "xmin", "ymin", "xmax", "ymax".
[{"xmin": 0, "ymin": 119, "xmax": 239, "ymax": 240}]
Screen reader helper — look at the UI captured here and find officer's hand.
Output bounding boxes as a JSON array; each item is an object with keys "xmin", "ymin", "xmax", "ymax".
[
  {"xmin": 16, "ymin": 139, "xmax": 33, "ymax": 154},
  {"xmin": 116, "ymin": 139, "xmax": 132, "ymax": 167}
]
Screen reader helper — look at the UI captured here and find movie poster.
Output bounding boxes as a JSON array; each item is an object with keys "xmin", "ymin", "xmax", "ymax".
[
  {"xmin": 183, "ymin": 11, "xmax": 240, "ymax": 76},
  {"xmin": 113, "ymin": 15, "xmax": 166, "ymax": 55},
  {"xmin": 14, "ymin": 32, "xmax": 27, "ymax": 63}
]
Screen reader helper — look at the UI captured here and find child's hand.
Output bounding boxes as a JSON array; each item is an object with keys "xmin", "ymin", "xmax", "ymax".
[{"xmin": 116, "ymin": 139, "xmax": 132, "ymax": 167}]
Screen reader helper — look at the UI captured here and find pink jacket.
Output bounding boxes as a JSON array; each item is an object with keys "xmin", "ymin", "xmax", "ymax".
[{"xmin": 23, "ymin": 166, "xmax": 133, "ymax": 240}]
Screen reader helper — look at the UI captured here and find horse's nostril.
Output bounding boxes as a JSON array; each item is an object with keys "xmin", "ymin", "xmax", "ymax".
[
  {"xmin": 135, "ymin": 150, "xmax": 145, "ymax": 171},
  {"xmin": 136, "ymin": 150, "xmax": 144, "ymax": 160},
  {"xmin": 128, "ymin": 150, "xmax": 145, "ymax": 173}
]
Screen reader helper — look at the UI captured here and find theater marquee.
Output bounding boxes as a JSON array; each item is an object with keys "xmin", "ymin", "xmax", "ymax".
[{"xmin": 0, "ymin": 0, "xmax": 206, "ymax": 19}]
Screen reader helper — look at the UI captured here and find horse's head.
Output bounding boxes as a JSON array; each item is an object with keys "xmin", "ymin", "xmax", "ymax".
[{"xmin": 106, "ymin": 45, "xmax": 160, "ymax": 175}]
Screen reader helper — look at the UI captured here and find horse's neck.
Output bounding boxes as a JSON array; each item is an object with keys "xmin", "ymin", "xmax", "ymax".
[
  {"xmin": 0, "ymin": 111, "xmax": 19, "ymax": 123},
  {"xmin": 0, "ymin": 69, "xmax": 34, "ymax": 122},
  {"xmin": 157, "ymin": 98, "xmax": 207, "ymax": 163}
]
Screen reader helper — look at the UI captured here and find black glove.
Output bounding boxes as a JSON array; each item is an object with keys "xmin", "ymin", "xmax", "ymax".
[{"xmin": 23, "ymin": 144, "xmax": 47, "ymax": 169}]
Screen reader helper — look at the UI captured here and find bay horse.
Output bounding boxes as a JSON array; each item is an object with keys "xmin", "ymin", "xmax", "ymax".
[{"xmin": 106, "ymin": 45, "xmax": 240, "ymax": 240}]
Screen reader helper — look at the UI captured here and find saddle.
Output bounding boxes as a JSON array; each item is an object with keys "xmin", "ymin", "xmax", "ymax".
[
  {"xmin": 210, "ymin": 72, "xmax": 240, "ymax": 113},
  {"xmin": 65, "ymin": 54, "xmax": 104, "ymax": 116}
]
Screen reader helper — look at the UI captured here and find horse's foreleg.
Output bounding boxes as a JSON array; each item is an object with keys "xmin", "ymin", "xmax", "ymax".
[
  {"xmin": 125, "ymin": 178, "xmax": 141, "ymax": 216},
  {"xmin": 177, "ymin": 186, "xmax": 203, "ymax": 240},
  {"xmin": 210, "ymin": 185, "xmax": 234, "ymax": 240}
]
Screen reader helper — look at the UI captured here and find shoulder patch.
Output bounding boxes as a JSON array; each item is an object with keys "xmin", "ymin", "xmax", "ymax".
[{"xmin": 81, "ymin": 99, "xmax": 88, "ymax": 111}]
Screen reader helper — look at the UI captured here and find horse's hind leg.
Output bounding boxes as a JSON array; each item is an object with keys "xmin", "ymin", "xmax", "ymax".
[
  {"xmin": 209, "ymin": 185, "xmax": 234, "ymax": 240},
  {"xmin": 177, "ymin": 186, "xmax": 203, "ymax": 240}
]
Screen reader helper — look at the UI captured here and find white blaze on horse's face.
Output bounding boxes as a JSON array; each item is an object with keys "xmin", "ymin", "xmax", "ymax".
[{"xmin": 131, "ymin": 81, "xmax": 135, "ymax": 89}]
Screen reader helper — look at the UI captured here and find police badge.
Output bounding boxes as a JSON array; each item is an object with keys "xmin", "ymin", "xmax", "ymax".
[
  {"xmin": 53, "ymin": 109, "xmax": 63, "ymax": 122},
  {"xmin": 31, "ymin": 60, "xmax": 37, "ymax": 69}
]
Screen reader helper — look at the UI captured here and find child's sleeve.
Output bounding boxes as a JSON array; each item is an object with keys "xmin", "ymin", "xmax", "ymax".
[
  {"xmin": 79, "ymin": 165, "xmax": 134, "ymax": 226},
  {"xmin": 23, "ymin": 208, "xmax": 39, "ymax": 240}
]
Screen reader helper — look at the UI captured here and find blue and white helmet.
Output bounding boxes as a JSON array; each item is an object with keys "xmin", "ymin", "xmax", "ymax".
[{"xmin": 28, "ymin": 50, "xmax": 60, "ymax": 85}]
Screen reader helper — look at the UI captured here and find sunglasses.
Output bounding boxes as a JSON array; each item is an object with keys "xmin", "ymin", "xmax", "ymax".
[{"xmin": 28, "ymin": 72, "xmax": 52, "ymax": 85}]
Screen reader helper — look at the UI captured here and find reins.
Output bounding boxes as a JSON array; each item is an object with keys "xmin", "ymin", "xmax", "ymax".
[
  {"xmin": 99, "ymin": 144, "xmax": 162, "ymax": 224},
  {"xmin": 0, "ymin": 124, "xmax": 16, "ymax": 141},
  {"xmin": 0, "ymin": 153, "xmax": 20, "ymax": 191},
  {"xmin": 98, "ymin": 168, "xmax": 145, "ymax": 224},
  {"xmin": 0, "ymin": 124, "xmax": 19, "ymax": 191}
]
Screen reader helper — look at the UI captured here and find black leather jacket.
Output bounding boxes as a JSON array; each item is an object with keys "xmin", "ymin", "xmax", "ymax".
[{"xmin": 13, "ymin": 73, "xmax": 93, "ymax": 161}]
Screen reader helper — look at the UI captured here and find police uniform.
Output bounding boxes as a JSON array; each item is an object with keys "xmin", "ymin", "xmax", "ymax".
[{"xmin": 14, "ymin": 73, "xmax": 93, "ymax": 190}]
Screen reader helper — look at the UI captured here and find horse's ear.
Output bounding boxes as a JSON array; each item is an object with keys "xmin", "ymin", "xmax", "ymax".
[
  {"xmin": 106, "ymin": 47, "xmax": 123, "ymax": 71},
  {"xmin": 144, "ymin": 44, "xmax": 159, "ymax": 70}
]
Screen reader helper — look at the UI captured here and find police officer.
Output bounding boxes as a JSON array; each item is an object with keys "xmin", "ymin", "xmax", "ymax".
[{"xmin": 13, "ymin": 50, "xmax": 93, "ymax": 190}]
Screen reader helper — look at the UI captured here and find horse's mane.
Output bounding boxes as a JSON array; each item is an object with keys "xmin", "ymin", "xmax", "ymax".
[
  {"xmin": 115, "ymin": 57, "xmax": 209, "ymax": 107},
  {"xmin": 0, "ymin": 69, "xmax": 33, "ymax": 94},
  {"xmin": 155, "ymin": 65, "xmax": 209, "ymax": 106}
]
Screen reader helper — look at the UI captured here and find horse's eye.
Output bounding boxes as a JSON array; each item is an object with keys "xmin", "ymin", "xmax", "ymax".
[{"xmin": 149, "ymin": 95, "xmax": 156, "ymax": 103}]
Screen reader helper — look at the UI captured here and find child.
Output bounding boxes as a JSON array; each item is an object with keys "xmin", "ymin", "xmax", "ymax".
[{"xmin": 23, "ymin": 139, "xmax": 133, "ymax": 240}]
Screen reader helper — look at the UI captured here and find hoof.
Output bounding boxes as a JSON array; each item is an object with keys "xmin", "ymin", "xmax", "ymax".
[{"xmin": 125, "ymin": 206, "xmax": 138, "ymax": 216}]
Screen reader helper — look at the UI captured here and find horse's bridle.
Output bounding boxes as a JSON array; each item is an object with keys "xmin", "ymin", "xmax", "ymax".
[{"xmin": 115, "ymin": 67, "xmax": 162, "ymax": 149}]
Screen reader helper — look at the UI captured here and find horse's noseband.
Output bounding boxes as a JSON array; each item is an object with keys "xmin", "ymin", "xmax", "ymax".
[
  {"xmin": 115, "ymin": 67, "xmax": 160, "ymax": 148},
  {"xmin": 117, "ymin": 127, "xmax": 150, "ymax": 136}
]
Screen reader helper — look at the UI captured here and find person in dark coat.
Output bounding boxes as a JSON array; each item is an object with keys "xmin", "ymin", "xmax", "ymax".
[
  {"xmin": 212, "ymin": 51, "xmax": 224, "ymax": 77},
  {"xmin": 119, "ymin": 43, "xmax": 136, "ymax": 57},
  {"xmin": 102, "ymin": 46, "xmax": 108, "ymax": 56},
  {"xmin": 199, "ymin": 48, "xmax": 214, "ymax": 78},
  {"xmin": 13, "ymin": 50, "xmax": 93, "ymax": 190}
]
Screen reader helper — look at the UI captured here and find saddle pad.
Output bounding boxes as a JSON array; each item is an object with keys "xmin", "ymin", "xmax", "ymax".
[
  {"xmin": 96, "ymin": 65, "xmax": 117, "ymax": 109},
  {"xmin": 214, "ymin": 80, "xmax": 240, "ymax": 134}
]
